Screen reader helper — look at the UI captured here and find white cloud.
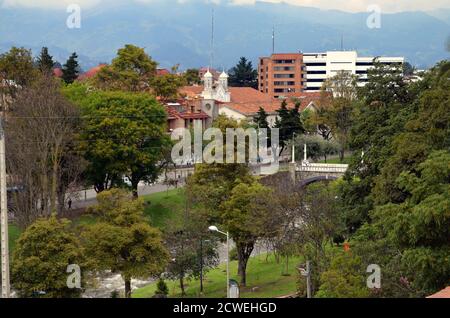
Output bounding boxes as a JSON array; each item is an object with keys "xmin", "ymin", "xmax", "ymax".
[
  {"xmin": 255, "ymin": 0, "xmax": 450, "ymax": 13},
  {"xmin": 2, "ymin": 0, "xmax": 102, "ymax": 9},
  {"xmin": 2, "ymin": 0, "xmax": 450, "ymax": 12}
]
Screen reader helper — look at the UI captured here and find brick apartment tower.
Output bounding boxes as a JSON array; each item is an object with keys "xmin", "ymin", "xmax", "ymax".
[{"xmin": 258, "ymin": 53, "xmax": 305, "ymax": 99}]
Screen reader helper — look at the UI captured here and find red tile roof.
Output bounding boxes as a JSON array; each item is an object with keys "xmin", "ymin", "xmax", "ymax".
[
  {"xmin": 157, "ymin": 69, "xmax": 171, "ymax": 76},
  {"xmin": 77, "ymin": 64, "xmax": 107, "ymax": 81},
  {"xmin": 179, "ymin": 86, "xmax": 322, "ymax": 116},
  {"xmin": 427, "ymin": 287, "xmax": 450, "ymax": 298}
]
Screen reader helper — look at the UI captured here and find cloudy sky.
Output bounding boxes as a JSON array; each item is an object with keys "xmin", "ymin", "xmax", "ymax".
[{"xmin": 2, "ymin": 0, "xmax": 450, "ymax": 13}]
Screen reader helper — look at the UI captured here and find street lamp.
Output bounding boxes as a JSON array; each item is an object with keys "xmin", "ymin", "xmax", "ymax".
[{"xmin": 208, "ymin": 225, "xmax": 230, "ymax": 298}]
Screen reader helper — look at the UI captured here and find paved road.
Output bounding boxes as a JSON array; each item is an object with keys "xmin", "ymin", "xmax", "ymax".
[{"xmin": 69, "ymin": 168, "xmax": 193, "ymax": 209}]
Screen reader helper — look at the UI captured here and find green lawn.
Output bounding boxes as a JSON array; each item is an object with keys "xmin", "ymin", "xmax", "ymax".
[
  {"xmin": 142, "ymin": 188, "xmax": 186, "ymax": 229},
  {"xmin": 7, "ymin": 188, "xmax": 186, "ymax": 253},
  {"xmin": 133, "ymin": 253, "xmax": 302, "ymax": 298}
]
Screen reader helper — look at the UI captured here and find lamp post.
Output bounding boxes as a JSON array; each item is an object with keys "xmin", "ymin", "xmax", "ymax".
[{"xmin": 208, "ymin": 225, "xmax": 229, "ymax": 298}]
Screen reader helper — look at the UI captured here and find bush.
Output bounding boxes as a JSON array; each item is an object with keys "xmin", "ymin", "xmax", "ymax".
[
  {"xmin": 154, "ymin": 279, "xmax": 169, "ymax": 297},
  {"xmin": 229, "ymin": 247, "xmax": 238, "ymax": 262}
]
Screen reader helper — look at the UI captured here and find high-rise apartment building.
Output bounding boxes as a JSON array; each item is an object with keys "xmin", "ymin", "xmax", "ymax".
[
  {"xmin": 258, "ymin": 51, "xmax": 404, "ymax": 97},
  {"xmin": 303, "ymin": 51, "xmax": 404, "ymax": 91},
  {"xmin": 258, "ymin": 53, "xmax": 305, "ymax": 99}
]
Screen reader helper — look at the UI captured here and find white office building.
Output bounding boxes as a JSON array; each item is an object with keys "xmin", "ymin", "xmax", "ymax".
[{"xmin": 303, "ymin": 51, "xmax": 404, "ymax": 91}]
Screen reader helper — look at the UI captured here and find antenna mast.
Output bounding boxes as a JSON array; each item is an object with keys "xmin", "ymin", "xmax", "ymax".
[
  {"xmin": 272, "ymin": 25, "xmax": 275, "ymax": 54},
  {"xmin": 210, "ymin": 8, "xmax": 215, "ymax": 69}
]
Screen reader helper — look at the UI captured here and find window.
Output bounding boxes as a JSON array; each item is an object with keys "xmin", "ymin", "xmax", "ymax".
[
  {"xmin": 305, "ymin": 62, "xmax": 326, "ymax": 67},
  {"xmin": 274, "ymin": 59, "xmax": 295, "ymax": 64},
  {"xmin": 274, "ymin": 74, "xmax": 295, "ymax": 78},
  {"xmin": 274, "ymin": 66, "xmax": 295, "ymax": 71},
  {"xmin": 356, "ymin": 62, "xmax": 373, "ymax": 66},
  {"xmin": 307, "ymin": 70, "xmax": 326, "ymax": 75},
  {"xmin": 307, "ymin": 79, "xmax": 325, "ymax": 82}
]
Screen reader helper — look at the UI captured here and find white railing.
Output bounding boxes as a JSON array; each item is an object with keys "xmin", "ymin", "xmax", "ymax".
[{"xmin": 297, "ymin": 162, "xmax": 348, "ymax": 173}]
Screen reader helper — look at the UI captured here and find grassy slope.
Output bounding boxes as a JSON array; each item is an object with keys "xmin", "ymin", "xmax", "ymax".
[{"xmin": 133, "ymin": 253, "xmax": 302, "ymax": 298}]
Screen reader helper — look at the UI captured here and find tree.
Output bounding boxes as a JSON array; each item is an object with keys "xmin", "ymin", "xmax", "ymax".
[
  {"xmin": 94, "ymin": 44, "xmax": 157, "ymax": 92},
  {"xmin": 315, "ymin": 252, "xmax": 369, "ymax": 298},
  {"xmin": 154, "ymin": 279, "xmax": 169, "ymax": 297},
  {"xmin": 6, "ymin": 75, "xmax": 83, "ymax": 227},
  {"xmin": 184, "ymin": 68, "xmax": 201, "ymax": 85},
  {"xmin": 274, "ymin": 100, "xmax": 305, "ymax": 156},
  {"xmin": 293, "ymin": 134, "xmax": 339, "ymax": 162},
  {"xmin": 221, "ymin": 180, "xmax": 273, "ymax": 286},
  {"xmin": 82, "ymin": 189, "xmax": 169, "ymax": 298},
  {"xmin": 64, "ymin": 85, "xmax": 171, "ymax": 197},
  {"xmin": 253, "ymin": 107, "xmax": 269, "ymax": 129},
  {"xmin": 11, "ymin": 217, "xmax": 84, "ymax": 298},
  {"xmin": 403, "ymin": 61, "xmax": 416, "ymax": 76},
  {"xmin": 152, "ymin": 66, "xmax": 187, "ymax": 100},
  {"xmin": 228, "ymin": 57, "xmax": 258, "ymax": 89},
  {"xmin": 315, "ymin": 70, "xmax": 358, "ymax": 162},
  {"xmin": 62, "ymin": 52, "xmax": 80, "ymax": 84},
  {"xmin": 36, "ymin": 47, "xmax": 55, "ymax": 74},
  {"xmin": 337, "ymin": 61, "xmax": 418, "ymax": 233},
  {"xmin": 164, "ymin": 223, "xmax": 218, "ymax": 296},
  {"xmin": 0, "ymin": 47, "xmax": 38, "ymax": 104}
]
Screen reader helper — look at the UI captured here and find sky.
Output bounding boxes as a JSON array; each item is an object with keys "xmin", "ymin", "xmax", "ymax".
[{"xmin": 2, "ymin": 0, "xmax": 450, "ymax": 13}]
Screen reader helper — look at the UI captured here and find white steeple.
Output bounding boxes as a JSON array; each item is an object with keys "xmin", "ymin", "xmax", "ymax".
[{"xmin": 202, "ymin": 69, "xmax": 214, "ymax": 99}]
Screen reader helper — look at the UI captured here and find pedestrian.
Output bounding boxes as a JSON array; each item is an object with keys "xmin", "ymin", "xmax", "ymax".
[{"xmin": 68, "ymin": 198, "xmax": 72, "ymax": 210}]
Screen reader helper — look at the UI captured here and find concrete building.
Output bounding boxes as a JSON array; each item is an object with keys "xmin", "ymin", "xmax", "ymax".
[
  {"xmin": 258, "ymin": 53, "xmax": 306, "ymax": 99},
  {"xmin": 303, "ymin": 51, "xmax": 404, "ymax": 91},
  {"xmin": 258, "ymin": 51, "xmax": 404, "ymax": 96}
]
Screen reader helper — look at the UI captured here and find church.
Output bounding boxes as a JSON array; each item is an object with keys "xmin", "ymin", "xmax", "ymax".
[{"xmin": 165, "ymin": 69, "xmax": 322, "ymax": 132}]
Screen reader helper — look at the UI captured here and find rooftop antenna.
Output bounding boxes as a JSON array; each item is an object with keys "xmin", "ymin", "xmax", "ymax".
[
  {"xmin": 210, "ymin": 8, "xmax": 215, "ymax": 69},
  {"xmin": 272, "ymin": 25, "xmax": 275, "ymax": 54}
]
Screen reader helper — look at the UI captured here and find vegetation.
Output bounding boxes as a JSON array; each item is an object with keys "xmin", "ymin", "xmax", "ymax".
[
  {"xmin": 228, "ymin": 57, "xmax": 258, "ymax": 89},
  {"xmin": 11, "ymin": 217, "xmax": 84, "ymax": 298},
  {"xmin": 82, "ymin": 189, "xmax": 169, "ymax": 298},
  {"xmin": 62, "ymin": 52, "xmax": 80, "ymax": 84},
  {"xmin": 133, "ymin": 253, "xmax": 303, "ymax": 298}
]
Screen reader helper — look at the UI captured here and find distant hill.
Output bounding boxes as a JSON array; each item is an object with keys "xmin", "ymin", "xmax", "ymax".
[{"xmin": 0, "ymin": 1, "xmax": 448, "ymax": 70}]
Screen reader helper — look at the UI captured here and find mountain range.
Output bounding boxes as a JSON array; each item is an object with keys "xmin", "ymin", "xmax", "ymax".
[{"xmin": 0, "ymin": 1, "xmax": 449, "ymax": 71}]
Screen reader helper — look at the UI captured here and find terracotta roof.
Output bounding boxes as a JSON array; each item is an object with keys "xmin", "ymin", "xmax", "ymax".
[
  {"xmin": 427, "ymin": 287, "xmax": 450, "ymax": 298},
  {"xmin": 53, "ymin": 68, "xmax": 63, "ymax": 78},
  {"xmin": 157, "ymin": 69, "xmax": 171, "ymax": 76},
  {"xmin": 223, "ymin": 92, "xmax": 322, "ymax": 116},
  {"xmin": 166, "ymin": 104, "xmax": 209, "ymax": 120},
  {"xmin": 179, "ymin": 85, "xmax": 322, "ymax": 116},
  {"xmin": 77, "ymin": 64, "xmax": 107, "ymax": 81}
]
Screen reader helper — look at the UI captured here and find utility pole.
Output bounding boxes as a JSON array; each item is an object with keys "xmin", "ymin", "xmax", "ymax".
[
  {"xmin": 306, "ymin": 261, "xmax": 311, "ymax": 298},
  {"xmin": 0, "ymin": 116, "xmax": 10, "ymax": 298}
]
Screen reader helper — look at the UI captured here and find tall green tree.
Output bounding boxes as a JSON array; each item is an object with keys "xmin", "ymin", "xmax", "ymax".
[
  {"xmin": 11, "ymin": 217, "xmax": 84, "ymax": 298},
  {"xmin": 95, "ymin": 44, "xmax": 157, "ymax": 92},
  {"xmin": 151, "ymin": 66, "xmax": 187, "ymax": 100},
  {"xmin": 315, "ymin": 70, "xmax": 358, "ymax": 162},
  {"xmin": 62, "ymin": 52, "xmax": 80, "ymax": 84},
  {"xmin": 228, "ymin": 57, "xmax": 258, "ymax": 89},
  {"xmin": 64, "ymin": 85, "xmax": 171, "ymax": 197},
  {"xmin": 36, "ymin": 47, "xmax": 55, "ymax": 73},
  {"xmin": 274, "ymin": 100, "xmax": 305, "ymax": 156},
  {"xmin": 0, "ymin": 47, "xmax": 38, "ymax": 101},
  {"xmin": 338, "ymin": 62, "xmax": 418, "ymax": 233},
  {"xmin": 221, "ymin": 180, "xmax": 273, "ymax": 286},
  {"xmin": 82, "ymin": 189, "xmax": 169, "ymax": 298},
  {"xmin": 183, "ymin": 68, "xmax": 201, "ymax": 85}
]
